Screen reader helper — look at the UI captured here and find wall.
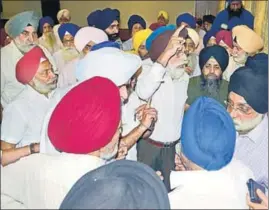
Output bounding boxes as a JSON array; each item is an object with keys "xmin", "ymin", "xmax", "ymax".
[{"xmin": 2, "ymin": 0, "xmax": 195, "ymax": 28}]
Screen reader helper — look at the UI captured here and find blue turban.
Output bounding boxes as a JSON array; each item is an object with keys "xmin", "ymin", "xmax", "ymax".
[
  {"xmin": 227, "ymin": 17, "xmax": 243, "ymax": 30},
  {"xmin": 58, "ymin": 23, "xmax": 80, "ymax": 41},
  {"xmin": 87, "ymin": 10, "xmax": 101, "ymax": 27},
  {"xmin": 203, "ymin": 15, "xmax": 215, "ymax": 24},
  {"xmin": 95, "ymin": 8, "xmax": 118, "ymax": 30},
  {"xmin": 199, "ymin": 45, "xmax": 229, "ymax": 71},
  {"xmin": 128, "ymin": 15, "xmax": 146, "ymax": 31},
  {"xmin": 245, "ymin": 53, "xmax": 268, "ymax": 75},
  {"xmin": 60, "ymin": 160, "xmax": 170, "ymax": 209},
  {"xmin": 229, "ymin": 65, "xmax": 268, "ymax": 114},
  {"xmin": 145, "ymin": 24, "xmax": 176, "ymax": 51},
  {"xmin": 181, "ymin": 96, "xmax": 236, "ymax": 171},
  {"xmin": 113, "ymin": 9, "xmax": 120, "ymax": 21},
  {"xmin": 203, "ymin": 29, "xmax": 217, "ymax": 47},
  {"xmin": 39, "ymin": 16, "xmax": 54, "ymax": 33},
  {"xmin": 5, "ymin": 11, "xmax": 40, "ymax": 38},
  {"xmin": 91, "ymin": 41, "xmax": 120, "ymax": 51},
  {"xmin": 176, "ymin": 13, "xmax": 196, "ymax": 29},
  {"xmin": 227, "ymin": 0, "xmax": 242, "ymax": 3}
]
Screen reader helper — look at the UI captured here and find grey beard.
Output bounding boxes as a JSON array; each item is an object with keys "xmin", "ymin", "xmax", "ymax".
[
  {"xmin": 14, "ymin": 38, "xmax": 37, "ymax": 54},
  {"xmin": 32, "ymin": 77, "xmax": 57, "ymax": 95},
  {"xmin": 201, "ymin": 74, "xmax": 221, "ymax": 98}
]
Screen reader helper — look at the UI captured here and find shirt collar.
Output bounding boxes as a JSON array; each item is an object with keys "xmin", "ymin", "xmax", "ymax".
[{"xmin": 25, "ymin": 85, "xmax": 55, "ymax": 100}]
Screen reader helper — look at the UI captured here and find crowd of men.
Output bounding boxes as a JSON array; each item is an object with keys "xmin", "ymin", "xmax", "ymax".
[{"xmin": 0, "ymin": 0, "xmax": 268, "ymax": 209}]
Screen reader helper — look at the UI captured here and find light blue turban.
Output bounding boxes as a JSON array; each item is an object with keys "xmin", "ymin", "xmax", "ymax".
[
  {"xmin": 5, "ymin": 11, "xmax": 40, "ymax": 38},
  {"xmin": 181, "ymin": 96, "xmax": 236, "ymax": 171}
]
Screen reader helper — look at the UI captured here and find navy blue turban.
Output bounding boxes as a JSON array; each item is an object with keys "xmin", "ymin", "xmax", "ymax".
[
  {"xmin": 176, "ymin": 13, "xmax": 196, "ymax": 29},
  {"xmin": 203, "ymin": 29, "xmax": 217, "ymax": 47},
  {"xmin": 203, "ymin": 15, "xmax": 215, "ymax": 24},
  {"xmin": 113, "ymin": 9, "xmax": 120, "ymax": 21},
  {"xmin": 229, "ymin": 56, "xmax": 268, "ymax": 114},
  {"xmin": 91, "ymin": 41, "xmax": 120, "ymax": 51},
  {"xmin": 128, "ymin": 15, "xmax": 146, "ymax": 31},
  {"xmin": 199, "ymin": 45, "xmax": 229, "ymax": 71},
  {"xmin": 95, "ymin": 8, "xmax": 118, "ymax": 30},
  {"xmin": 60, "ymin": 160, "xmax": 170, "ymax": 209},
  {"xmin": 39, "ymin": 16, "xmax": 54, "ymax": 33},
  {"xmin": 87, "ymin": 10, "xmax": 101, "ymax": 27},
  {"xmin": 181, "ymin": 96, "xmax": 236, "ymax": 171},
  {"xmin": 58, "ymin": 23, "xmax": 80, "ymax": 41}
]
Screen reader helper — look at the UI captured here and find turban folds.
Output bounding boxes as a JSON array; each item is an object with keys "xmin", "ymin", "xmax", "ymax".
[
  {"xmin": 57, "ymin": 9, "xmax": 70, "ymax": 21},
  {"xmin": 232, "ymin": 25, "xmax": 264, "ymax": 54},
  {"xmin": 60, "ymin": 160, "xmax": 170, "ymax": 209},
  {"xmin": 76, "ymin": 47, "xmax": 142, "ymax": 86},
  {"xmin": 74, "ymin": 27, "xmax": 108, "ymax": 52},
  {"xmin": 133, "ymin": 29, "xmax": 153, "ymax": 53},
  {"xmin": 176, "ymin": 13, "xmax": 196, "ymax": 29},
  {"xmin": 199, "ymin": 45, "xmax": 229, "ymax": 71},
  {"xmin": 95, "ymin": 8, "xmax": 118, "ymax": 30},
  {"xmin": 245, "ymin": 53, "xmax": 268, "ymax": 74},
  {"xmin": 181, "ymin": 96, "xmax": 236, "ymax": 171},
  {"xmin": 16, "ymin": 46, "xmax": 48, "ymax": 84},
  {"xmin": 229, "ymin": 65, "xmax": 268, "ymax": 114},
  {"xmin": 87, "ymin": 10, "xmax": 101, "ymax": 26},
  {"xmin": 48, "ymin": 77, "xmax": 121, "ymax": 154},
  {"xmin": 58, "ymin": 23, "xmax": 80, "ymax": 41},
  {"xmin": 186, "ymin": 28, "xmax": 200, "ymax": 48},
  {"xmin": 158, "ymin": 10, "xmax": 169, "ymax": 21},
  {"xmin": 39, "ymin": 16, "xmax": 54, "ymax": 33},
  {"xmin": 203, "ymin": 29, "xmax": 217, "ymax": 47},
  {"xmin": 128, "ymin": 15, "xmax": 146, "ymax": 31},
  {"xmin": 5, "ymin": 11, "xmax": 40, "ymax": 38},
  {"xmin": 216, "ymin": 30, "xmax": 233, "ymax": 48}
]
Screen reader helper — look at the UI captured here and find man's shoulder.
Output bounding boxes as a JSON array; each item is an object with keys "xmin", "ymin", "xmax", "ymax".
[{"xmin": 189, "ymin": 76, "xmax": 201, "ymax": 86}]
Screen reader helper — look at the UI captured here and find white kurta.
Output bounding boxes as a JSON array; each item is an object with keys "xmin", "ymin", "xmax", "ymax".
[
  {"xmin": 1, "ymin": 86, "xmax": 55, "ymax": 148},
  {"xmin": 1, "ymin": 41, "xmax": 57, "ymax": 108},
  {"xmin": 122, "ymin": 38, "xmax": 133, "ymax": 51},
  {"xmin": 1, "ymin": 153, "xmax": 105, "ymax": 209},
  {"xmin": 57, "ymin": 58, "xmax": 79, "ymax": 88},
  {"xmin": 169, "ymin": 160, "xmax": 254, "ymax": 209},
  {"xmin": 53, "ymin": 24, "xmax": 64, "ymax": 49},
  {"xmin": 135, "ymin": 59, "xmax": 189, "ymax": 143},
  {"xmin": 223, "ymin": 56, "xmax": 244, "ymax": 82}
]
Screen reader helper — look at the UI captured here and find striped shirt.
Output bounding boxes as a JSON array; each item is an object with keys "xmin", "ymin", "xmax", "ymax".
[{"xmin": 233, "ymin": 115, "xmax": 268, "ymax": 188}]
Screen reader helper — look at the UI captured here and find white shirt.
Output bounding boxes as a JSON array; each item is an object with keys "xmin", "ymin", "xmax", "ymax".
[
  {"xmin": 1, "ymin": 86, "xmax": 54, "ymax": 148},
  {"xmin": 169, "ymin": 160, "xmax": 254, "ymax": 209},
  {"xmin": 122, "ymin": 38, "xmax": 133, "ymax": 51},
  {"xmin": 53, "ymin": 24, "xmax": 64, "ymax": 49},
  {"xmin": 121, "ymin": 91, "xmax": 144, "ymax": 161},
  {"xmin": 136, "ymin": 59, "xmax": 189, "ymax": 143},
  {"xmin": 1, "ymin": 41, "xmax": 57, "ymax": 108},
  {"xmin": 223, "ymin": 56, "xmax": 244, "ymax": 82},
  {"xmin": 1, "ymin": 153, "xmax": 105, "ymax": 209}
]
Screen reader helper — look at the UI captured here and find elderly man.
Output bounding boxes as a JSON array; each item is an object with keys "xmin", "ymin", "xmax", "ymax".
[
  {"xmin": 38, "ymin": 16, "xmax": 60, "ymax": 54},
  {"xmin": 95, "ymin": 8, "xmax": 123, "ymax": 48},
  {"xmin": 57, "ymin": 26, "xmax": 108, "ymax": 88},
  {"xmin": 1, "ymin": 47, "xmax": 57, "ymax": 158},
  {"xmin": 170, "ymin": 96, "xmax": 253, "ymax": 208},
  {"xmin": 60, "ymin": 160, "xmax": 170, "ymax": 209},
  {"xmin": 223, "ymin": 25, "xmax": 264, "ymax": 81},
  {"xmin": 1, "ymin": 77, "xmax": 124, "ymax": 209},
  {"xmin": 186, "ymin": 45, "xmax": 229, "ymax": 109},
  {"xmin": 1, "ymin": 11, "xmax": 56, "ymax": 108},
  {"xmin": 53, "ymin": 9, "xmax": 71, "ymax": 48},
  {"xmin": 227, "ymin": 54, "xmax": 268, "ymax": 188},
  {"xmin": 135, "ymin": 25, "xmax": 191, "ymax": 191},
  {"xmin": 149, "ymin": 10, "xmax": 169, "ymax": 31},
  {"xmin": 176, "ymin": 13, "xmax": 196, "ymax": 29},
  {"xmin": 122, "ymin": 14, "xmax": 146, "ymax": 51},
  {"xmin": 212, "ymin": 0, "xmax": 254, "ymax": 31},
  {"xmin": 53, "ymin": 23, "xmax": 80, "ymax": 74}
]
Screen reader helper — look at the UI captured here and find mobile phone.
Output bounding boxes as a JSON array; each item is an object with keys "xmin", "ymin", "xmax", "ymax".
[{"xmin": 247, "ymin": 178, "xmax": 266, "ymax": 204}]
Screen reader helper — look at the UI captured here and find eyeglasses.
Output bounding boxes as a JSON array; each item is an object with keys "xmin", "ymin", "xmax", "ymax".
[{"xmin": 225, "ymin": 100, "xmax": 253, "ymax": 115}]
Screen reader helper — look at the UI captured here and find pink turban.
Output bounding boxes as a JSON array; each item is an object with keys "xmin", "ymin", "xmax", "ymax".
[
  {"xmin": 48, "ymin": 76, "xmax": 121, "ymax": 154},
  {"xmin": 216, "ymin": 30, "xmax": 233, "ymax": 49},
  {"xmin": 74, "ymin": 26, "xmax": 108, "ymax": 52},
  {"xmin": 16, "ymin": 46, "xmax": 48, "ymax": 84}
]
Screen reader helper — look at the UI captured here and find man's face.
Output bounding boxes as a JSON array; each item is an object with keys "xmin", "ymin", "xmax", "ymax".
[
  {"xmin": 232, "ymin": 42, "xmax": 248, "ymax": 64},
  {"xmin": 184, "ymin": 38, "xmax": 195, "ymax": 55},
  {"xmin": 227, "ymin": 92, "xmax": 263, "ymax": 133},
  {"xmin": 203, "ymin": 21, "xmax": 212, "ymax": 32},
  {"xmin": 43, "ymin": 23, "xmax": 53, "ymax": 34},
  {"xmin": 157, "ymin": 15, "xmax": 166, "ymax": 25},
  {"xmin": 30, "ymin": 60, "xmax": 57, "ymax": 94},
  {"xmin": 62, "ymin": 34, "xmax": 75, "ymax": 48},
  {"xmin": 105, "ymin": 20, "xmax": 119, "ymax": 35},
  {"xmin": 202, "ymin": 57, "xmax": 222, "ymax": 79},
  {"xmin": 229, "ymin": 1, "xmax": 242, "ymax": 12},
  {"xmin": 138, "ymin": 44, "xmax": 149, "ymax": 60},
  {"xmin": 207, "ymin": 37, "xmax": 217, "ymax": 47},
  {"xmin": 59, "ymin": 17, "xmax": 70, "ymax": 24},
  {"xmin": 14, "ymin": 26, "xmax": 38, "ymax": 53},
  {"xmin": 132, "ymin": 23, "xmax": 143, "ymax": 37}
]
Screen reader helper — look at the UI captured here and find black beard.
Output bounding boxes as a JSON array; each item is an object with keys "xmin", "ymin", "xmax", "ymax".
[
  {"xmin": 227, "ymin": 6, "xmax": 243, "ymax": 20},
  {"xmin": 200, "ymin": 74, "xmax": 222, "ymax": 98},
  {"xmin": 107, "ymin": 33, "xmax": 120, "ymax": 42}
]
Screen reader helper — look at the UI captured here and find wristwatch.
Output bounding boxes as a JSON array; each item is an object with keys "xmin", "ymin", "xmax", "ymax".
[{"xmin": 29, "ymin": 143, "xmax": 37, "ymax": 154}]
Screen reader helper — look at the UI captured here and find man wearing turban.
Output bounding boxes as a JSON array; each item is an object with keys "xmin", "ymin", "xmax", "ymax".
[
  {"xmin": 1, "ymin": 47, "xmax": 57, "ymax": 162},
  {"xmin": 202, "ymin": 14, "xmax": 215, "ymax": 32},
  {"xmin": 38, "ymin": 16, "xmax": 60, "ymax": 54},
  {"xmin": 52, "ymin": 23, "xmax": 80, "ymax": 75},
  {"xmin": 53, "ymin": 9, "xmax": 71, "ymax": 48},
  {"xmin": 176, "ymin": 13, "xmax": 196, "ymax": 29},
  {"xmin": 122, "ymin": 14, "xmax": 146, "ymax": 51},
  {"xmin": 186, "ymin": 45, "xmax": 229, "ymax": 108},
  {"xmin": 1, "ymin": 11, "xmax": 56, "ymax": 108},
  {"xmin": 1, "ymin": 77, "xmax": 125, "ymax": 209},
  {"xmin": 149, "ymin": 10, "xmax": 169, "ymax": 31},
  {"xmin": 170, "ymin": 96, "xmax": 253, "ymax": 208},
  {"xmin": 223, "ymin": 25, "xmax": 264, "ymax": 81},
  {"xmin": 212, "ymin": 0, "xmax": 254, "ymax": 32},
  {"xmin": 227, "ymin": 53, "xmax": 268, "ymax": 190}
]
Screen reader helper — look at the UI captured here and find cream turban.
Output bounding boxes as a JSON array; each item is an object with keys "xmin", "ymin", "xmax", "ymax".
[
  {"xmin": 186, "ymin": 28, "xmax": 200, "ymax": 48},
  {"xmin": 57, "ymin": 9, "xmax": 71, "ymax": 21}
]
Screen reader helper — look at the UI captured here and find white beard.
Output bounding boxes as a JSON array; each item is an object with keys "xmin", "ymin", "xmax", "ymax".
[
  {"xmin": 233, "ymin": 114, "xmax": 263, "ymax": 134},
  {"xmin": 167, "ymin": 66, "xmax": 186, "ymax": 80},
  {"xmin": 62, "ymin": 47, "xmax": 79, "ymax": 62}
]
